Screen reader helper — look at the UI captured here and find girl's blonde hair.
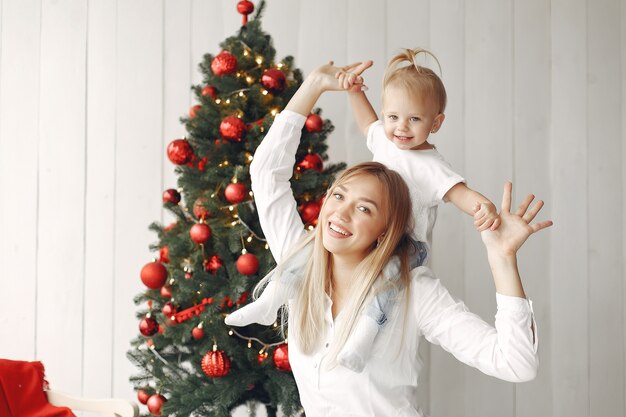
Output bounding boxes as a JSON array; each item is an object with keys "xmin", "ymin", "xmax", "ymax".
[
  {"xmin": 383, "ymin": 48, "xmax": 447, "ymax": 114},
  {"xmin": 274, "ymin": 162, "xmax": 415, "ymax": 364}
]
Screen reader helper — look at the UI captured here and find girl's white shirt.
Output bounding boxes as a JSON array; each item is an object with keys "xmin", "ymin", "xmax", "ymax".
[{"xmin": 250, "ymin": 111, "xmax": 538, "ymax": 417}]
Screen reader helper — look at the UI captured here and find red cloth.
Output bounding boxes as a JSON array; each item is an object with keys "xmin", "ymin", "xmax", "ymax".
[{"xmin": 0, "ymin": 359, "xmax": 75, "ymax": 417}]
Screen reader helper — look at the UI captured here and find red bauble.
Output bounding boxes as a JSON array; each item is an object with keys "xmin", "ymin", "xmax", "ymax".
[
  {"xmin": 162, "ymin": 188, "xmax": 181, "ymax": 204},
  {"xmin": 147, "ymin": 394, "xmax": 167, "ymax": 416},
  {"xmin": 261, "ymin": 68, "xmax": 286, "ymax": 93},
  {"xmin": 298, "ymin": 154, "xmax": 323, "ymax": 172},
  {"xmin": 224, "ymin": 182, "xmax": 247, "ymax": 204},
  {"xmin": 190, "ymin": 223, "xmax": 212, "ymax": 244},
  {"xmin": 160, "ymin": 285, "xmax": 172, "ymax": 299},
  {"xmin": 192, "ymin": 326, "xmax": 205, "ymax": 340},
  {"xmin": 193, "ymin": 197, "xmax": 212, "ymax": 219},
  {"xmin": 236, "ymin": 252, "xmax": 259, "ymax": 276},
  {"xmin": 257, "ymin": 352, "xmax": 269, "ymax": 364},
  {"xmin": 300, "ymin": 201, "xmax": 321, "ymax": 224},
  {"xmin": 137, "ymin": 389, "xmax": 150, "ymax": 405},
  {"xmin": 161, "ymin": 301, "xmax": 177, "ymax": 317},
  {"xmin": 219, "ymin": 115, "xmax": 246, "ymax": 141},
  {"xmin": 305, "ymin": 114, "xmax": 323, "ymax": 132},
  {"xmin": 237, "ymin": 0, "xmax": 254, "ymax": 15},
  {"xmin": 201, "ymin": 349, "xmax": 231, "ymax": 378},
  {"xmin": 273, "ymin": 343, "xmax": 291, "ymax": 371},
  {"xmin": 201, "ymin": 85, "xmax": 218, "ymax": 99},
  {"xmin": 140, "ymin": 262, "xmax": 168, "ymax": 289},
  {"xmin": 139, "ymin": 316, "xmax": 158, "ymax": 337},
  {"xmin": 205, "ymin": 255, "xmax": 224, "ymax": 274},
  {"xmin": 167, "ymin": 139, "xmax": 194, "ymax": 165},
  {"xmin": 159, "ymin": 246, "xmax": 170, "ymax": 264},
  {"xmin": 189, "ymin": 104, "xmax": 202, "ymax": 119},
  {"xmin": 211, "ymin": 51, "xmax": 237, "ymax": 76}
]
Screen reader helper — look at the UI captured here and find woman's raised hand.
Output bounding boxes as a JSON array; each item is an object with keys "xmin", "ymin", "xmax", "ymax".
[{"xmin": 480, "ymin": 182, "xmax": 553, "ymax": 257}]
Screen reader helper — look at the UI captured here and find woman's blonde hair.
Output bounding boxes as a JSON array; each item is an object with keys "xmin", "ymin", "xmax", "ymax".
[
  {"xmin": 276, "ymin": 162, "xmax": 415, "ymax": 363},
  {"xmin": 383, "ymin": 47, "xmax": 447, "ymax": 114}
]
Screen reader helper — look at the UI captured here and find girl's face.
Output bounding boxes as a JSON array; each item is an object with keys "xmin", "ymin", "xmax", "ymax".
[
  {"xmin": 381, "ymin": 84, "xmax": 444, "ymax": 151},
  {"xmin": 320, "ymin": 174, "xmax": 387, "ymax": 264}
]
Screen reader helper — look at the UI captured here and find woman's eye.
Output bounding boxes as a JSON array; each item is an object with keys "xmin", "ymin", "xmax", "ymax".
[{"xmin": 333, "ymin": 193, "xmax": 343, "ymax": 200}]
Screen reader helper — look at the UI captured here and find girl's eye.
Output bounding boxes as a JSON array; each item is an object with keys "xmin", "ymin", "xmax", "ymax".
[
  {"xmin": 358, "ymin": 206, "xmax": 370, "ymax": 213},
  {"xmin": 387, "ymin": 115, "xmax": 398, "ymax": 121},
  {"xmin": 410, "ymin": 117, "xmax": 420, "ymax": 122}
]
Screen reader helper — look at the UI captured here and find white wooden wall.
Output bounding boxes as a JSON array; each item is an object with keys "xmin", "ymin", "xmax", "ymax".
[{"xmin": 0, "ymin": 1, "xmax": 624, "ymax": 416}]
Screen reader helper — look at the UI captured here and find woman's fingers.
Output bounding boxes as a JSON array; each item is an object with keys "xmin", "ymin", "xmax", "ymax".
[
  {"xmin": 523, "ymin": 199, "xmax": 544, "ymax": 223},
  {"xmin": 500, "ymin": 181, "xmax": 513, "ymax": 213},
  {"xmin": 530, "ymin": 219, "xmax": 554, "ymax": 234},
  {"xmin": 515, "ymin": 194, "xmax": 535, "ymax": 218}
]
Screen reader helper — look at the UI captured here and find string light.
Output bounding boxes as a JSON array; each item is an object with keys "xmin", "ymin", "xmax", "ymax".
[
  {"xmin": 270, "ymin": 108, "xmax": 278, "ymax": 116},
  {"xmin": 261, "ymin": 90, "xmax": 269, "ymax": 96},
  {"xmin": 277, "ymin": 62, "xmax": 284, "ymax": 68},
  {"xmin": 238, "ymin": 91, "xmax": 245, "ymax": 97},
  {"xmin": 255, "ymin": 56, "xmax": 263, "ymax": 64},
  {"xmin": 215, "ymin": 99, "xmax": 222, "ymax": 104}
]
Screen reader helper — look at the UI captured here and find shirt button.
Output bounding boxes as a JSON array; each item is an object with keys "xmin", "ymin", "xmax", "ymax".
[
  {"xmin": 314, "ymin": 363, "xmax": 318, "ymax": 368},
  {"xmin": 325, "ymin": 343, "xmax": 329, "ymax": 348}
]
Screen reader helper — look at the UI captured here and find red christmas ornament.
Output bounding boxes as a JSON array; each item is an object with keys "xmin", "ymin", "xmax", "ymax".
[
  {"xmin": 193, "ymin": 197, "xmax": 212, "ymax": 219},
  {"xmin": 140, "ymin": 262, "xmax": 168, "ymax": 289},
  {"xmin": 205, "ymin": 255, "xmax": 224, "ymax": 274},
  {"xmin": 257, "ymin": 351, "xmax": 269, "ymax": 364},
  {"xmin": 162, "ymin": 188, "xmax": 181, "ymax": 204},
  {"xmin": 160, "ymin": 285, "xmax": 172, "ymax": 299},
  {"xmin": 139, "ymin": 316, "xmax": 158, "ymax": 337},
  {"xmin": 224, "ymin": 182, "xmax": 247, "ymax": 204},
  {"xmin": 159, "ymin": 246, "xmax": 170, "ymax": 264},
  {"xmin": 298, "ymin": 154, "xmax": 323, "ymax": 172},
  {"xmin": 201, "ymin": 85, "xmax": 218, "ymax": 99},
  {"xmin": 192, "ymin": 326, "xmax": 205, "ymax": 340},
  {"xmin": 236, "ymin": 252, "xmax": 259, "ymax": 276},
  {"xmin": 273, "ymin": 343, "xmax": 291, "ymax": 371},
  {"xmin": 161, "ymin": 302, "xmax": 176, "ymax": 317},
  {"xmin": 201, "ymin": 349, "xmax": 231, "ymax": 377},
  {"xmin": 189, "ymin": 104, "xmax": 202, "ymax": 119},
  {"xmin": 157, "ymin": 324, "xmax": 165, "ymax": 334},
  {"xmin": 190, "ymin": 223, "xmax": 212, "ymax": 244},
  {"xmin": 197, "ymin": 156, "xmax": 208, "ymax": 171},
  {"xmin": 237, "ymin": 0, "xmax": 254, "ymax": 25},
  {"xmin": 261, "ymin": 68, "xmax": 286, "ymax": 93},
  {"xmin": 147, "ymin": 394, "xmax": 167, "ymax": 416},
  {"xmin": 305, "ymin": 113, "xmax": 323, "ymax": 132},
  {"xmin": 300, "ymin": 200, "xmax": 321, "ymax": 224},
  {"xmin": 167, "ymin": 139, "xmax": 194, "ymax": 165},
  {"xmin": 220, "ymin": 115, "xmax": 246, "ymax": 141},
  {"xmin": 137, "ymin": 389, "xmax": 150, "ymax": 405},
  {"xmin": 211, "ymin": 51, "xmax": 237, "ymax": 76}
]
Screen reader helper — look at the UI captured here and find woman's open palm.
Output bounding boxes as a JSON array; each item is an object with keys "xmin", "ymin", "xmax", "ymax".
[{"xmin": 481, "ymin": 182, "xmax": 553, "ymax": 256}]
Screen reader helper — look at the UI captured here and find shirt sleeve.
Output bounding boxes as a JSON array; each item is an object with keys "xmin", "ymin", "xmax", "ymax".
[
  {"xmin": 249, "ymin": 110, "xmax": 307, "ymax": 262},
  {"xmin": 411, "ymin": 266, "xmax": 538, "ymax": 382},
  {"xmin": 365, "ymin": 120, "xmax": 383, "ymax": 154}
]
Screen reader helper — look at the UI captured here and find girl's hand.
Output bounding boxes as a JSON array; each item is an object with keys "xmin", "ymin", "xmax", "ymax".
[
  {"xmin": 473, "ymin": 201, "xmax": 500, "ymax": 231},
  {"xmin": 335, "ymin": 60, "xmax": 373, "ymax": 92},
  {"xmin": 480, "ymin": 182, "xmax": 553, "ymax": 257}
]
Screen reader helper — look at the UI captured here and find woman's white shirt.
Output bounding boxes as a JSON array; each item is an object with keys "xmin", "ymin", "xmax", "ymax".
[{"xmin": 250, "ymin": 110, "xmax": 539, "ymax": 417}]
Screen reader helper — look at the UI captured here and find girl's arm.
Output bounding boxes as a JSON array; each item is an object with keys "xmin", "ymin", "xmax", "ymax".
[
  {"xmin": 335, "ymin": 60, "xmax": 377, "ymax": 136},
  {"xmin": 444, "ymin": 182, "xmax": 501, "ymax": 231}
]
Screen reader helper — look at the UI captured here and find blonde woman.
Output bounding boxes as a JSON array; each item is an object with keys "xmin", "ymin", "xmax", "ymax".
[{"xmin": 227, "ymin": 62, "xmax": 552, "ymax": 416}]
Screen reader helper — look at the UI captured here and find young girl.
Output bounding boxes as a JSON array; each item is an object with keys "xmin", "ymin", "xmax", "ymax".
[
  {"xmin": 227, "ymin": 62, "xmax": 551, "ymax": 416},
  {"xmin": 227, "ymin": 51, "xmax": 501, "ymax": 372}
]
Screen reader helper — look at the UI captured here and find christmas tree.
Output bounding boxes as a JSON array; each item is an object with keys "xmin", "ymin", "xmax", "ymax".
[{"xmin": 127, "ymin": 2, "xmax": 345, "ymax": 416}]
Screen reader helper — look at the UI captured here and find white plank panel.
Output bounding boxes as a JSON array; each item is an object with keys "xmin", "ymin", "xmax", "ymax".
[
  {"xmin": 429, "ymin": 1, "xmax": 467, "ymax": 415},
  {"xmin": 36, "ymin": 0, "xmax": 87, "ymax": 394},
  {"xmin": 163, "ymin": 0, "xmax": 191, "ymax": 224},
  {"xmin": 464, "ymin": 1, "xmax": 515, "ymax": 416},
  {"xmin": 83, "ymin": 0, "xmax": 116, "ymax": 397},
  {"xmin": 587, "ymin": 0, "xmax": 624, "ymax": 415},
  {"xmin": 113, "ymin": 0, "xmax": 164, "ymax": 398},
  {"xmin": 550, "ymin": 0, "xmax": 589, "ymax": 415},
  {"xmin": 622, "ymin": 0, "xmax": 626, "ymax": 409},
  {"xmin": 0, "ymin": 0, "xmax": 41, "ymax": 361},
  {"xmin": 512, "ymin": 0, "xmax": 553, "ymax": 416},
  {"xmin": 191, "ymin": 0, "xmax": 224, "ymax": 87},
  {"xmin": 263, "ymin": 0, "xmax": 301, "ymax": 61}
]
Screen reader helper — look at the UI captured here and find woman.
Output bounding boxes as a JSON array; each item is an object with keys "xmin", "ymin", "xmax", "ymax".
[{"xmin": 230, "ymin": 63, "xmax": 552, "ymax": 416}]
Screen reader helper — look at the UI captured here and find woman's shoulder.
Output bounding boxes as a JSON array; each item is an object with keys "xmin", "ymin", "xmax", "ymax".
[{"xmin": 407, "ymin": 265, "xmax": 448, "ymax": 299}]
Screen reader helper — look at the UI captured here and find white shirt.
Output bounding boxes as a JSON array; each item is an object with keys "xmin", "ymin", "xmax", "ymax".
[
  {"xmin": 367, "ymin": 120, "xmax": 465, "ymax": 245},
  {"xmin": 250, "ymin": 111, "xmax": 538, "ymax": 417}
]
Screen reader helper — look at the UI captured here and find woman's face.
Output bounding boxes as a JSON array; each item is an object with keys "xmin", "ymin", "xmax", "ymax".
[{"xmin": 320, "ymin": 174, "xmax": 387, "ymax": 263}]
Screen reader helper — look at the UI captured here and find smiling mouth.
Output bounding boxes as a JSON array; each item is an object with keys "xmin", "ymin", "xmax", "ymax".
[
  {"xmin": 394, "ymin": 135, "xmax": 413, "ymax": 141},
  {"xmin": 328, "ymin": 222, "xmax": 352, "ymax": 237}
]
